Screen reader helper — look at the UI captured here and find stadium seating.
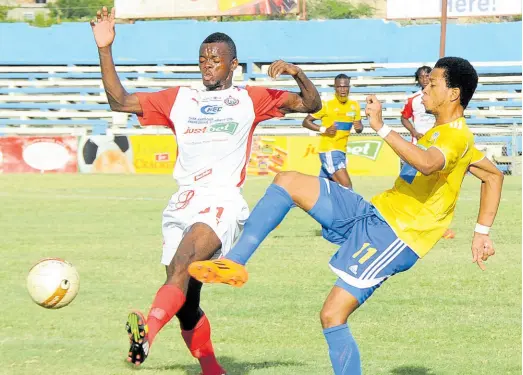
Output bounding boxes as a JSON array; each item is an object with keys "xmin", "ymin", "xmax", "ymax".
[
  {"xmin": 0, "ymin": 20, "xmax": 519, "ymax": 173},
  {"xmin": 0, "ymin": 60, "xmax": 520, "ymax": 135}
]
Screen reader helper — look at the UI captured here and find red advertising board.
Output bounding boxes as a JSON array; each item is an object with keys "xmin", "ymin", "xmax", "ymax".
[{"xmin": 0, "ymin": 136, "xmax": 78, "ymax": 173}]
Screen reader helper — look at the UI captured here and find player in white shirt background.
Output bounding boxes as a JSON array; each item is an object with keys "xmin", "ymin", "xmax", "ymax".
[
  {"xmin": 401, "ymin": 66, "xmax": 436, "ymax": 143},
  {"xmin": 91, "ymin": 7, "xmax": 321, "ymax": 375}
]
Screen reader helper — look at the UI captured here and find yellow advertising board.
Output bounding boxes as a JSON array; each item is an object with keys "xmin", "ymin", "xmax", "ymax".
[
  {"xmin": 127, "ymin": 135, "xmax": 400, "ymax": 177},
  {"xmin": 282, "ymin": 136, "xmax": 400, "ymax": 177},
  {"xmin": 129, "ymin": 135, "xmax": 177, "ymax": 175},
  {"xmin": 346, "ymin": 136, "xmax": 400, "ymax": 176},
  {"xmin": 247, "ymin": 135, "xmax": 289, "ymax": 176}
]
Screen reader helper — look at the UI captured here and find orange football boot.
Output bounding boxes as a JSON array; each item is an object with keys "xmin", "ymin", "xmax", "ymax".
[
  {"xmin": 188, "ymin": 259, "xmax": 248, "ymax": 287},
  {"xmin": 442, "ymin": 229, "xmax": 456, "ymax": 239}
]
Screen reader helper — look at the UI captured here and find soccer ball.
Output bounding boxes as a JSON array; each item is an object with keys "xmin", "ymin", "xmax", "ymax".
[{"xmin": 27, "ymin": 258, "xmax": 80, "ymax": 309}]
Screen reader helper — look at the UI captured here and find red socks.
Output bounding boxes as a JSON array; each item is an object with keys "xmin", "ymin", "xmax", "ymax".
[
  {"xmin": 145, "ymin": 286, "xmax": 224, "ymax": 374},
  {"xmin": 182, "ymin": 315, "xmax": 224, "ymax": 375},
  {"xmin": 147, "ymin": 285, "xmax": 186, "ymax": 345}
]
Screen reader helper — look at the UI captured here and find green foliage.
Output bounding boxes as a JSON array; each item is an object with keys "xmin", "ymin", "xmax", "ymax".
[
  {"xmin": 30, "ymin": 13, "xmax": 57, "ymax": 27},
  {"xmin": 308, "ymin": 0, "xmax": 374, "ymax": 19},
  {"xmin": 48, "ymin": 0, "xmax": 114, "ymax": 20},
  {"xmin": 0, "ymin": 6, "xmax": 12, "ymax": 22}
]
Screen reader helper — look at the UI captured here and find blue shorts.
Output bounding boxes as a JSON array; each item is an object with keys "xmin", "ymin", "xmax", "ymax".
[
  {"xmin": 319, "ymin": 151, "xmax": 347, "ymax": 179},
  {"xmin": 315, "ymin": 178, "xmax": 419, "ymax": 305}
]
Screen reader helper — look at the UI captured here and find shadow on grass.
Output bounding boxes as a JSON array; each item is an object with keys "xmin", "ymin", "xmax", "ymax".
[
  {"xmin": 391, "ymin": 366, "xmax": 436, "ymax": 375},
  {"xmin": 151, "ymin": 355, "xmax": 304, "ymax": 374}
]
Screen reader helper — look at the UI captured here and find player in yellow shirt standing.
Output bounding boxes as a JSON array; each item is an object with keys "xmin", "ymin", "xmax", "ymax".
[
  {"xmin": 189, "ymin": 57, "xmax": 504, "ymax": 374},
  {"xmin": 302, "ymin": 74, "xmax": 363, "ymax": 188}
]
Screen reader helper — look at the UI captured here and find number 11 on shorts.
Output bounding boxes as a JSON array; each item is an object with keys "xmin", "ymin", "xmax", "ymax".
[{"xmin": 352, "ymin": 242, "xmax": 377, "ymax": 264}]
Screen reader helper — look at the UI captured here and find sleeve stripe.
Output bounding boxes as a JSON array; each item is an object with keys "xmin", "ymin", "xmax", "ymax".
[{"xmin": 470, "ymin": 155, "xmax": 486, "ymax": 165}]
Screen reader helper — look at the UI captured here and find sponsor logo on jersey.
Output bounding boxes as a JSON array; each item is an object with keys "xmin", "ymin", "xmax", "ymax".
[
  {"xmin": 346, "ymin": 140, "xmax": 383, "ymax": 161},
  {"xmin": 194, "ymin": 168, "xmax": 212, "ymax": 181},
  {"xmin": 184, "ymin": 122, "xmax": 239, "ymax": 135},
  {"xmin": 201, "ymin": 96, "xmax": 223, "ymax": 102},
  {"xmin": 224, "ymin": 96, "xmax": 239, "ymax": 106},
  {"xmin": 200, "ymin": 105, "xmax": 223, "ymax": 115},
  {"xmin": 210, "ymin": 122, "xmax": 238, "ymax": 134}
]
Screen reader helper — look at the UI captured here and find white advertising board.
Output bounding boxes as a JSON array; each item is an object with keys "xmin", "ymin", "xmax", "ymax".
[{"xmin": 387, "ymin": 0, "xmax": 522, "ymax": 19}]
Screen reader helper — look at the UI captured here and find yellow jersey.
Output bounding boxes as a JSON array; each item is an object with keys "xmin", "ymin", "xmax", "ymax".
[
  {"xmin": 371, "ymin": 117, "xmax": 485, "ymax": 257},
  {"xmin": 311, "ymin": 97, "xmax": 361, "ymax": 153}
]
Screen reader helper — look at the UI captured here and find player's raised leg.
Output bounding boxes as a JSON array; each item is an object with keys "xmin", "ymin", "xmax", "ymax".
[
  {"xmin": 127, "ymin": 223, "xmax": 222, "ymax": 371},
  {"xmin": 189, "ymin": 172, "xmax": 342, "ymax": 285}
]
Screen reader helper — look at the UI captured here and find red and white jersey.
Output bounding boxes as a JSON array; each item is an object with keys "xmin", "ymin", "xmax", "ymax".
[
  {"xmin": 136, "ymin": 86, "xmax": 288, "ymax": 188},
  {"xmin": 401, "ymin": 90, "xmax": 436, "ymax": 135}
]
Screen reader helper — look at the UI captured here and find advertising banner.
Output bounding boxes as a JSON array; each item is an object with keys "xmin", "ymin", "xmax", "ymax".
[
  {"xmin": 286, "ymin": 136, "xmax": 400, "ymax": 177},
  {"xmin": 129, "ymin": 135, "xmax": 177, "ymax": 175},
  {"xmin": 77, "ymin": 134, "xmax": 399, "ymax": 177},
  {"xmin": 0, "ymin": 136, "xmax": 77, "ymax": 174},
  {"xmin": 115, "ymin": 0, "xmax": 299, "ymax": 19},
  {"xmin": 387, "ymin": 0, "xmax": 521, "ymax": 19},
  {"xmin": 78, "ymin": 135, "xmax": 135, "ymax": 174}
]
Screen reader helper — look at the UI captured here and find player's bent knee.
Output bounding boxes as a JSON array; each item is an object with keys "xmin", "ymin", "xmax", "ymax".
[
  {"xmin": 320, "ymin": 306, "xmax": 350, "ymax": 328},
  {"xmin": 273, "ymin": 171, "xmax": 300, "ymax": 188}
]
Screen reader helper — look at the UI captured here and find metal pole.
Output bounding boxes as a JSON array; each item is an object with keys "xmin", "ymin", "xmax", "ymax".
[
  {"xmin": 511, "ymin": 123, "xmax": 520, "ymax": 175},
  {"xmin": 439, "ymin": 0, "xmax": 448, "ymax": 58},
  {"xmin": 302, "ymin": 0, "xmax": 307, "ymax": 20}
]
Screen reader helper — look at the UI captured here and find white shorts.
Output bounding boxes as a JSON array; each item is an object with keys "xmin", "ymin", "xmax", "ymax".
[{"xmin": 161, "ymin": 186, "xmax": 249, "ymax": 265}]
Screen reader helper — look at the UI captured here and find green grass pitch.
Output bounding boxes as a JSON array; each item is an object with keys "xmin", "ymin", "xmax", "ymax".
[{"xmin": 0, "ymin": 174, "xmax": 520, "ymax": 375}]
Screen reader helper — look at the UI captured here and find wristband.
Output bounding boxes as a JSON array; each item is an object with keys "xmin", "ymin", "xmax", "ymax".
[
  {"xmin": 474, "ymin": 223, "xmax": 490, "ymax": 235},
  {"xmin": 319, "ymin": 126, "xmax": 326, "ymax": 134},
  {"xmin": 377, "ymin": 124, "xmax": 392, "ymax": 138}
]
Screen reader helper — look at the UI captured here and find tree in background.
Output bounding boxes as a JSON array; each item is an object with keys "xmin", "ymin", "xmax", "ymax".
[
  {"xmin": 307, "ymin": 0, "xmax": 374, "ymax": 19},
  {"xmin": 0, "ymin": 6, "xmax": 11, "ymax": 22},
  {"xmin": 49, "ymin": 0, "xmax": 114, "ymax": 20}
]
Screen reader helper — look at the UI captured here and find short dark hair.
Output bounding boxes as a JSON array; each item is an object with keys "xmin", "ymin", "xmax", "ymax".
[
  {"xmin": 415, "ymin": 65, "xmax": 432, "ymax": 84},
  {"xmin": 201, "ymin": 32, "xmax": 237, "ymax": 59},
  {"xmin": 434, "ymin": 57, "xmax": 478, "ymax": 109},
  {"xmin": 334, "ymin": 74, "xmax": 350, "ymax": 83}
]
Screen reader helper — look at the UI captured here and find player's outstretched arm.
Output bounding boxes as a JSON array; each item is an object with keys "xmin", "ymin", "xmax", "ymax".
[
  {"xmin": 267, "ymin": 60, "xmax": 321, "ymax": 113},
  {"xmin": 468, "ymin": 157, "xmax": 504, "ymax": 270},
  {"xmin": 90, "ymin": 7, "xmax": 142, "ymax": 115},
  {"xmin": 365, "ymin": 95, "xmax": 444, "ymax": 175}
]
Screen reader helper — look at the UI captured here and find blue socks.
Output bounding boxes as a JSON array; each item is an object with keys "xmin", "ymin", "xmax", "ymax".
[
  {"xmin": 323, "ymin": 324, "xmax": 361, "ymax": 375},
  {"xmin": 225, "ymin": 184, "xmax": 294, "ymax": 265}
]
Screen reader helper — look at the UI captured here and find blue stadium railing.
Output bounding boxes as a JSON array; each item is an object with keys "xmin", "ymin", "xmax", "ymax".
[
  {"xmin": 1, "ymin": 83, "xmax": 521, "ymax": 95},
  {"xmin": 2, "ymin": 65, "xmax": 520, "ymax": 80}
]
